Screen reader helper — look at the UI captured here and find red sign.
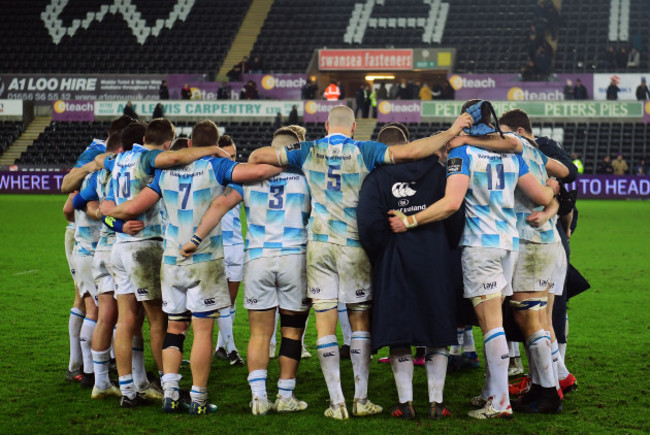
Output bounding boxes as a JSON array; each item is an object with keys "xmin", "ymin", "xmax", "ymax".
[{"xmin": 319, "ymin": 49, "xmax": 413, "ymax": 71}]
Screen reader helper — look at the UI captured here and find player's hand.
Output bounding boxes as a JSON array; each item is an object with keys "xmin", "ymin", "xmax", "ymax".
[
  {"xmin": 526, "ymin": 211, "xmax": 549, "ymax": 227},
  {"xmin": 546, "ymin": 178, "xmax": 560, "ymax": 195},
  {"xmin": 123, "ymin": 220, "xmax": 144, "ymax": 235},
  {"xmin": 181, "ymin": 242, "xmax": 198, "ymax": 257},
  {"xmin": 388, "ymin": 210, "xmax": 417, "ymax": 233},
  {"xmin": 449, "ymin": 112, "xmax": 473, "ymax": 136},
  {"xmin": 448, "ymin": 136, "xmax": 467, "ymax": 150},
  {"xmin": 566, "ymin": 227, "xmax": 572, "ymax": 239}
]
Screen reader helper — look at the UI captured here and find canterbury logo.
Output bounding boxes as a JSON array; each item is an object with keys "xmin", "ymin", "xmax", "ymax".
[
  {"xmin": 41, "ymin": 0, "xmax": 196, "ymax": 45},
  {"xmin": 391, "ymin": 182, "xmax": 416, "ymax": 198}
]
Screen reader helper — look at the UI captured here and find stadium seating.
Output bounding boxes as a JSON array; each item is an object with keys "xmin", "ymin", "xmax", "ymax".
[
  {"xmin": 0, "ymin": 0, "xmax": 251, "ymax": 74},
  {"xmin": 0, "ymin": 122, "xmax": 24, "ymax": 156}
]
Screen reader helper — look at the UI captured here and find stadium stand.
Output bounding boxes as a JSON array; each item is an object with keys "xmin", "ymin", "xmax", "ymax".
[
  {"xmin": 0, "ymin": 0, "xmax": 251, "ymax": 74},
  {"xmin": 0, "ymin": 122, "xmax": 25, "ymax": 156}
]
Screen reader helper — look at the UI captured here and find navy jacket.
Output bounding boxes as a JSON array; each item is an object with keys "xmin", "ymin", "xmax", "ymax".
[{"xmin": 357, "ymin": 155, "xmax": 464, "ymax": 351}]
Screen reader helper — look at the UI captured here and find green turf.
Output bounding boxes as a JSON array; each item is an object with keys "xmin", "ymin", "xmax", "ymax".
[{"xmin": 0, "ymin": 195, "xmax": 648, "ymax": 434}]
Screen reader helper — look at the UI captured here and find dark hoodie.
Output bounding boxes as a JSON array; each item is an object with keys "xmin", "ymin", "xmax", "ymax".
[{"xmin": 357, "ymin": 154, "xmax": 465, "ymax": 351}]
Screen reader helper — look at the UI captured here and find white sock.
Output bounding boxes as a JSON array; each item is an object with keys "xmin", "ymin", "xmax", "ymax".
[
  {"xmin": 480, "ymin": 342, "xmax": 491, "ymax": 399},
  {"xmin": 552, "ymin": 340, "xmax": 570, "ymax": 381},
  {"xmin": 132, "ymin": 334, "xmax": 148, "ymax": 390},
  {"xmin": 316, "ymin": 335, "xmax": 344, "ymax": 404},
  {"xmin": 230, "ymin": 304, "xmax": 236, "ymax": 324},
  {"xmin": 526, "ymin": 330, "xmax": 554, "ymax": 388},
  {"xmin": 190, "ymin": 385, "xmax": 208, "ymax": 405},
  {"xmin": 462, "ymin": 327, "xmax": 476, "ymax": 353},
  {"xmin": 110, "ymin": 327, "xmax": 116, "ymax": 360},
  {"xmin": 119, "ymin": 374, "xmax": 136, "ymax": 399},
  {"xmin": 350, "ymin": 331, "xmax": 371, "ymax": 400},
  {"xmin": 248, "ymin": 369, "xmax": 268, "ymax": 399},
  {"xmin": 484, "ymin": 327, "xmax": 510, "ymax": 411},
  {"xmin": 92, "ymin": 348, "xmax": 111, "ymax": 389},
  {"xmin": 80, "ymin": 317, "xmax": 96, "ymax": 374},
  {"xmin": 68, "ymin": 308, "xmax": 84, "ymax": 371},
  {"xmin": 389, "ymin": 349, "xmax": 413, "ymax": 403},
  {"xmin": 277, "ymin": 378, "xmax": 296, "ymax": 399},
  {"xmin": 558, "ymin": 342, "xmax": 567, "ymax": 362},
  {"xmin": 217, "ymin": 307, "xmax": 234, "ymax": 353},
  {"xmin": 338, "ymin": 302, "xmax": 352, "ymax": 346},
  {"xmin": 450, "ymin": 327, "xmax": 464, "ymax": 356},
  {"xmin": 524, "ymin": 342, "xmax": 538, "ymax": 384},
  {"xmin": 162, "ymin": 373, "xmax": 182, "ymax": 401},
  {"xmin": 508, "ymin": 341, "xmax": 521, "ymax": 358},
  {"xmin": 425, "ymin": 347, "xmax": 448, "ymax": 404}
]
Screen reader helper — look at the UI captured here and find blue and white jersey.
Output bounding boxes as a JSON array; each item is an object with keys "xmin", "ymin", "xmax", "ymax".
[
  {"xmin": 221, "ymin": 205, "xmax": 244, "ymax": 247},
  {"xmin": 447, "ymin": 144, "xmax": 530, "ymax": 251},
  {"xmin": 74, "ymin": 139, "xmax": 106, "ymax": 168},
  {"xmin": 104, "ymin": 144, "xmax": 163, "ymax": 242},
  {"xmin": 243, "ymin": 168, "xmax": 311, "ymax": 262},
  {"xmin": 74, "ymin": 171, "xmax": 102, "ymax": 256},
  {"xmin": 94, "ymin": 168, "xmax": 116, "ymax": 251},
  {"xmin": 515, "ymin": 138, "xmax": 560, "ymax": 244},
  {"xmin": 148, "ymin": 156, "xmax": 239, "ymax": 265},
  {"xmin": 283, "ymin": 133, "xmax": 388, "ymax": 246}
]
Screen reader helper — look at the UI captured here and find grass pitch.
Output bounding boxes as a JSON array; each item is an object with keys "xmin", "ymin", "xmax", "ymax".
[{"xmin": 0, "ymin": 195, "xmax": 648, "ymax": 434}]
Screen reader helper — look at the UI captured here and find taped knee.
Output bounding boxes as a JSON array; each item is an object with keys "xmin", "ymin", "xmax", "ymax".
[
  {"xmin": 279, "ymin": 337, "xmax": 302, "ymax": 361},
  {"xmin": 509, "ymin": 297, "xmax": 548, "ymax": 311},
  {"xmin": 280, "ymin": 311, "xmax": 308, "ymax": 329},
  {"xmin": 162, "ymin": 333, "xmax": 185, "ymax": 353},
  {"xmin": 470, "ymin": 292, "xmax": 501, "ymax": 307},
  {"xmin": 168, "ymin": 311, "xmax": 192, "ymax": 322},
  {"xmin": 193, "ymin": 309, "xmax": 220, "ymax": 319},
  {"xmin": 313, "ymin": 299, "xmax": 338, "ymax": 313},
  {"xmin": 346, "ymin": 302, "xmax": 372, "ymax": 312}
]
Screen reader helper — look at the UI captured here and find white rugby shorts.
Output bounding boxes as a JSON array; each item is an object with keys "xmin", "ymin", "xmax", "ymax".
[
  {"xmin": 111, "ymin": 240, "xmax": 163, "ymax": 301},
  {"xmin": 93, "ymin": 249, "xmax": 116, "ymax": 295},
  {"xmin": 161, "ymin": 259, "xmax": 230, "ymax": 315},
  {"xmin": 461, "ymin": 246, "xmax": 518, "ymax": 299},
  {"xmin": 224, "ymin": 243, "xmax": 244, "ymax": 282},
  {"xmin": 73, "ymin": 249, "xmax": 98, "ymax": 305},
  {"xmin": 65, "ymin": 227, "xmax": 76, "ymax": 281},
  {"xmin": 549, "ymin": 242, "xmax": 567, "ymax": 296},
  {"xmin": 513, "ymin": 240, "xmax": 559, "ymax": 293},
  {"xmin": 243, "ymin": 254, "xmax": 309, "ymax": 312}
]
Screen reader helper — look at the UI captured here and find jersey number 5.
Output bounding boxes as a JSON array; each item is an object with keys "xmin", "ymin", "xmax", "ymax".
[
  {"xmin": 486, "ymin": 163, "xmax": 505, "ymax": 191},
  {"xmin": 327, "ymin": 164, "xmax": 341, "ymax": 191}
]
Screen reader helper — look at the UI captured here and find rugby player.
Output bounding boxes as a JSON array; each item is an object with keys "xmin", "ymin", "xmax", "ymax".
[
  {"xmin": 249, "ymin": 105, "xmax": 472, "ymax": 420},
  {"xmin": 389, "ymin": 100, "xmax": 558, "ymax": 419}
]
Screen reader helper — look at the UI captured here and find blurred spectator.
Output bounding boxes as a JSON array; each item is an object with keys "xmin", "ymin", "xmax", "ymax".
[
  {"xmin": 534, "ymin": 46, "xmax": 552, "ymax": 78},
  {"xmin": 419, "ymin": 83, "xmax": 432, "ymax": 100},
  {"xmin": 355, "ymin": 85, "xmax": 366, "ymax": 118},
  {"xmin": 242, "ymin": 80, "xmax": 259, "ymax": 100},
  {"xmin": 370, "ymin": 88, "xmax": 377, "ymax": 118},
  {"xmin": 441, "ymin": 80, "xmax": 455, "ymax": 100},
  {"xmin": 611, "ymin": 153, "xmax": 628, "ymax": 175},
  {"xmin": 606, "ymin": 78, "xmax": 620, "ymax": 100},
  {"xmin": 123, "ymin": 101, "xmax": 138, "ymax": 119},
  {"xmin": 527, "ymin": 33, "xmax": 540, "ymax": 60},
  {"xmin": 217, "ymin": 82, "xmax": 231, "ymax": 100},
  {"xmin": 408, "ymin": 80, "xmax": 421, "ymax": 100},
  {"xmin": 376, "ymin": 82, "xmax": 388, "ymax": 100},
  {"xmin": 597, "ymin": 155, "xmax": 614, "ymax": 174},
  {"xmin": 337, "ymin": 81, "xmax": 345, "ymax": 100},
  {"xmin": 181, "ymin": 83, "xmax": 192, "ymax": 100},
  {"xmin": 323, "ymin": 80, "xmax": 341, "ymax": 101},
  {"xmin": 431, "ymin": 82, "xmax": 443, "ymax": 99},
  {"xmin": 635, "ymin": 78, "xmax": 650, "ymax": 100},
  {"xmin": 627, "ymin": 47, "xmax": 640, "ymax": 68},
  {"xmin": 159, "ymin": 80, "xmax": 169, "ymax": 100},
  {"xmin": 604, "ymin": 46, "xmax": 617, "ymax": 69},
  {"xmin": 152, "ymin": 103, "xmax": 164, "ymax": 119},
  {"xmin": 273, "ymin": 112, "xmax": 283, "ymax": 130},
  {"xmin": 389, "ymin": 80, "xmax": 400, "ymax": 99},
  {"xmin": 521, "ymin": 60, "xmax": 536, "ymax": 81},
  {"xmin": 634, "ymin": 158, "xmax": 648, "ymax": 176},
  {"xmin": 363, "ymin": 85, "xmax": 371, "ymax": 118},
  {"xmin": 237, "ymin": 56, "xmax": 250, "ymax": 74},
  {"xmin": 397, "ymin": 81, "xmax": 409, "ymax": 100},
  {"xmin": 301, "ymin": 79, "xmax": 317, "ymax": 99},
  {"xmin": 564, "ymin": 79, "xmax": 575, "ymax": 100},
  {"xmin": 226, "ymin": 64, "xmax": 243, "ymax": 82},
  {"xmin": 288, "ymin": 104, "xmax": 298, "ymax": 124},
  {"xmin": 617, "ymin": 47, "xmax": 628, "ymax": 69},
  {"xmin": 571, "ymin": 153, "xmax": 584, "ymax": 174},
  {"xmin": 249, "ymin": 55, "xmax": 264, "ymax": 73},
  {"xmin": 574, "ymin": 79, "xmax": 588, "ymax": 99}
]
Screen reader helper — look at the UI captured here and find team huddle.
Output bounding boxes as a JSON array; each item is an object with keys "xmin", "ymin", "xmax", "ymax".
[{"xmin": 61, "ymin": 101, "xmax": 578, "ymax": 420}]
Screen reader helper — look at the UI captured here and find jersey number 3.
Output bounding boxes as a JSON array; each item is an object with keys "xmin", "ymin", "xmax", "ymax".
[
  {"xmin": 269, "ymin": 185, "xmax": 284, "ymax": 209},
  {"xmin": 486, "ymin": 163, "xmax": 505, "ymax": 190}
]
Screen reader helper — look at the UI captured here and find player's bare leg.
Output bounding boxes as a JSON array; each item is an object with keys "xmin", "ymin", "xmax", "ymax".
[
  {"xmin": 91, "ymin": 293, "xmax": 119, "ymax": 398},
  {"xmin": 161, "ymin": 315, "xmax": 190, "ymax": 413},
  {"xmin": 67, "ymin": 285, "xmax": 86, "ymax": 380},
  {"xmin": 274, "ymin": 309, "xmax": 308, "ymax": 412},
  {"xmin": 247, "ymin": 308, "xmax": 275, "ymax": 414},
  {"xmin": 115, "ymin": 294, "xmax": 143, "ymax": 404},
  {"xmin": 80, "ymin": 295, "xmax": 99, "ymax": 387},
  {"xmin": 142, "ymin": 299, "xmax": 167, "ymax": 375}
]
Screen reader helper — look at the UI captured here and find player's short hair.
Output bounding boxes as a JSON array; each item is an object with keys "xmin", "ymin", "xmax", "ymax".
[
  {"xmin": 105, "ymin": 132, "xmax": 123, "ymax": 153},
  {"xmin": 191, "ymin": 120, "xmax": 219, "ymax": 148},
  {"xmin": 145, "ymin": 118, "xmax": 175, "ymax": 146},
  {"xmin": 121, "ymin": 121, "xmax": 147, "ymax": 151},
  {"xmin": 108, "ymin": 115, "xmax": 137, "ymax": 136},
  {"xmin": 498, "ymin": 109, "xmax": 533, "ymax": 135},
  {"xmin": 461, "ymin": 99, "xmax": 492, "ymax": 125},
  {"xmin": 377, "ymin": 122, "xmax": 410, "ymax": 145},
  {"xmin": 170, "ymin": 137, "xmax": 189, "ymax": 151},
  {"xmin": 273, "ymin": 126, "xmax": 301, "ymax": 142},
  {"xmin": 218, "ymin": 134, "xmax": 234, "ymax": 148}
]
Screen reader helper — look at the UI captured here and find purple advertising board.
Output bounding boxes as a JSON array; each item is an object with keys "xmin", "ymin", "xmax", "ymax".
[
  {"xmin": 0, "ymin": 171, "xmax": 68, "ymax": 193},
  {"xmin": 303, "ymin": 100, "xmax": 344, "ymax": 123},
  {"xmin": 448, "ymin": 74, "xmax": 594, "ymax": 101},
  {"xmin": 565, "ymin": 175, "xmax": 650, "ymax": 199},
  {"xmin": 52, "ymin": 100, "xmax": 94, "ymax": 121},
  {"xmin": 377, "ymin": 100, "xmax": 421, "ymax": 122},
  {"xmin": 644, "ymin": 101, "xmax": 650, "ymax": 124},
  {"xmin": 242, "ymin": 74, "xmax": 308, "ymax": 100}
]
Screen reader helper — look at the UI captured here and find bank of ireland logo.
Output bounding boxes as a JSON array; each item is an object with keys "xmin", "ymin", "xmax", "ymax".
[
  {"xmin": 378, "ymin": 101, "xmax": 391, "ymax": 115},
  {"xmin": 645, "ymin": 101, "xmax": 650, "ymax": 116},
  {"xmin": 449, "ymin": 75, "xmax": 463, "ymax": 90},
  {"xmin": 507, "ymin": 87, "xmax": 525, "ymax": 101},
  {"xmin": 305, "ymin": 100, "xmax": 318, "ymax": 114},
  {"xmin": 54, "ymin": 100, "xmax": 66, "ymax": 113},
  {"xmin": 261, "ymin": 75, "xmax": 275, "ymax": 90}
]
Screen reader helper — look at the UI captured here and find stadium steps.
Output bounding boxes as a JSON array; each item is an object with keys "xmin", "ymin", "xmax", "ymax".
[
  {"xmin": 0, "ymin": 117, "xmax": 52, "ymax": 166},
  {"xmin": 355, "ymin": 118, "xmax": 377, "ymax": 142},
  {"xmin": 217, "ymin": 0, "xmax": 274, "ymax": 81}
]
